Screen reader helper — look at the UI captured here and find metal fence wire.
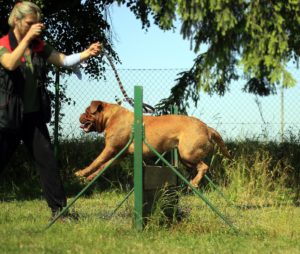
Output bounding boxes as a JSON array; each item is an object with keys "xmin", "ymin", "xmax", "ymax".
[{"xmin": 50, "ymin": 67, "xmax": 300, "ymax": 142}]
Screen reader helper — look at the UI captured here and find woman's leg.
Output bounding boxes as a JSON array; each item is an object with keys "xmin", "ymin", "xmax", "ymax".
[
  {"xmin": 21, "ymin": 113, "xmax": 67, "ymax": 213},
  {"xmin": 0, "ymin": 131, "xmax": 20, "ymax": 173}
]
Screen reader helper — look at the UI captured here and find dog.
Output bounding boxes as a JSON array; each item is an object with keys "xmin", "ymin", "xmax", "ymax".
[{"xmin": 75, "ymin": 101, "xmax": 232, "ymax": 187}]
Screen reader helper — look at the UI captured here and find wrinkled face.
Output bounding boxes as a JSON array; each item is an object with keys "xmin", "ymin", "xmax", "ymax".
[
  {"xmin": 79, "ymin": 108, "xmax": 96, "ymax": 133},
  {"xmin": 79, "ymin": 101, "xmax": 104, "ymax": 133}
]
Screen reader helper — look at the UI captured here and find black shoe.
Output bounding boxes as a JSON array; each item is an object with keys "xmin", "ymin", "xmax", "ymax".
[{"xmin": 50, "ymin": 208, "xmax": 79, "ymax": 222}]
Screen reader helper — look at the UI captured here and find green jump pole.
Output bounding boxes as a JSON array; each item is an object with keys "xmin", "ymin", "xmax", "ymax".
[
  {"xmin": 143, "ymin": 139, "xmax": 239, "ymax": 233},
  {"xmin": 204, "ymin": 174, "xmax": 235, "ymax": 207},
  {"xmin": 45, "ymin": 134, "xmax": 133, "ymax": 230},
  {"xmin": 204, "ymin": 153, "xmax": 235, "ymax": 207},
  {"xmin": 154, "ymin": 151, "xmax": 167, "ymax": 165},
  {"xmin": 109, "ymin": 188, "xmax": 134, "ymax": 219},
  {"xmin": 170, "ymin": 105, "xmax": 233, "ymax": 206},
  {"xmin": 133, "ymin": 86, "xmax": 144, "ymax": 231}
]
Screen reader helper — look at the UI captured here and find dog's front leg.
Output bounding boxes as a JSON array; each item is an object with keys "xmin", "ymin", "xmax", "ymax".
[
  {"xmin": 74, "ymin": 147, "xmax": 115, "ymax": 178},
  {"xmin": 85, "ymin": 157, "xmax": 118, "ymax": 181}
]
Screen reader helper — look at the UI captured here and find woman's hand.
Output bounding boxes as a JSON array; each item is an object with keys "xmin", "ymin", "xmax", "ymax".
[
  {"xmin": 24, "ymin": 23, "xmax": 45, "ymax": 43},
  {"xmin": 81, "ymin": 42, "xmax": 101, "ymax": 60},
  {"xmin": 87, "ymin": 42, "xmax": 101, "ymax": 57}
]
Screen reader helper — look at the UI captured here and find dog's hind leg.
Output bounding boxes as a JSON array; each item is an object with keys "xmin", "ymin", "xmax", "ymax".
[{"xmin": 190, "ymin": 161, "xmax": 209, "ymax": 188}]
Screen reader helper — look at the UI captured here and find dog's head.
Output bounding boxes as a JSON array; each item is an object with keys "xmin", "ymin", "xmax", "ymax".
[{"xmin": 80, "ymin": 101, "xmax": 105, "ymax": 133}]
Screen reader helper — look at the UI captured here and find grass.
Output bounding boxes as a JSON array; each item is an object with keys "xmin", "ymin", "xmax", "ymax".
[
  {"xmin": 0, "ymin": 190, "xmax": 299, "ymax": 254},
  {"xmin": 1, "ymin": 137, "xmax": 300, "ymax": 253}
]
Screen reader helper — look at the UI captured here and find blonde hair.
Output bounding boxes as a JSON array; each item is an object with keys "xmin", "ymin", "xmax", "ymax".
[{"xmin": 8, "ymin": 1, "xmax": 42, "ymax": 27}]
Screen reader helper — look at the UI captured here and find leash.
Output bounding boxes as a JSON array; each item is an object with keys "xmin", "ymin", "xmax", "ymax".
[{"xmin": 102, "ymin": 51, "xmax": 155, "ymax": 114}]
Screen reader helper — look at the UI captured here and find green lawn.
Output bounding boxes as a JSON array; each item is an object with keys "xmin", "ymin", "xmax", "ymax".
[{"xmin": 1, "ymin": 191, "xmax": 299, "ymax": 254}]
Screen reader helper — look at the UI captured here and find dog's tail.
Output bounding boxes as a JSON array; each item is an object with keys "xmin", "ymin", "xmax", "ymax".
[{"xmin": 209, "ymin": 127, "xmax": 232, "ymax": 159}]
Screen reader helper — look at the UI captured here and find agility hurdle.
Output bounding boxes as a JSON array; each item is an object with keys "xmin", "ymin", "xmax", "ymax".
[
  {"xmin": 132, "ymin": 86, "xmax": 238, "ymax": 232},
  {"xmin": 45, "ymin": 86, "xmax": 238, "ymax": 233}
]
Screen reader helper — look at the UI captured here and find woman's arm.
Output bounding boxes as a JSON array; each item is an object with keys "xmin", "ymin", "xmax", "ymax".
[
  {"xmin": 0, "ymin": 23, "xmax": 44, "ymax": 70},
  {"xmin": 47, "ymin": 42, "xmax": 101, "ymax": 67}
]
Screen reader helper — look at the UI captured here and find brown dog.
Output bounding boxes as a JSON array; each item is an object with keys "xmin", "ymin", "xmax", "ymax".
[{"xmin": 75, "ymin": 101, "xmax": 232, "ymax": 187}]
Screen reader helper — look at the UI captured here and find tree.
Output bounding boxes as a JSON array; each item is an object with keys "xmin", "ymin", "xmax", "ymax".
[
  {"xmin": 0, "ymin": 0, "xmax": 120, "ymax": 135},
  {"xmin": 0, "ymin": 0, "xmax": 120, "ymax": 78},
  {"xmin": 119, "ymin": 0, "xmax": 300, "ymax": 112},
  {"xmin": 1, "ymin": 0, "xmax": 300, "ymax": 113}
]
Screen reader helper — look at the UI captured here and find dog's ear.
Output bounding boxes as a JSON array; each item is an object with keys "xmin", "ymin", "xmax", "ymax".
[{"xmin": 90, "ymin": 101, "xmax": 103, "ymax": 114}]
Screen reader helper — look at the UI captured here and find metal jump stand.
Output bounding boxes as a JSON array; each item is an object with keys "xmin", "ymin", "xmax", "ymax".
[{"xmin": 45, "ymin": 86, "xmax": 238, "ymax": 233}]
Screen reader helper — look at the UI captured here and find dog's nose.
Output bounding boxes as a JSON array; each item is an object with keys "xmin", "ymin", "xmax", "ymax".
[{"xmin": 79, "ymin": 114, "xmax": 86, "ymax": 123}]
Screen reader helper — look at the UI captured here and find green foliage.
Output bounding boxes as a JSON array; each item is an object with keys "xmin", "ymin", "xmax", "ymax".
[
  {"xmin": 1, "ymin": 136, "xmax": 299, "ymax": 205},
  {"xmin": 0, "ymin": 0, "xmax": 121, "ymax": 133},
  {"xmin": 0, "ymin": 1, "xmax": 118, "ymax": 75},
  {"xmin": 145, "ymin": 0, "xmax": 300, "ymax": 110},
  {"xmin": 1, "ymin": 1, "xmax": 300, "ymax": 118}
]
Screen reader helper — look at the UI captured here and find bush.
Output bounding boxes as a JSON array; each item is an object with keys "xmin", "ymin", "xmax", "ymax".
[{"xmin": 1, "ymin": 136, "xmax": 299, "ymax": 205}]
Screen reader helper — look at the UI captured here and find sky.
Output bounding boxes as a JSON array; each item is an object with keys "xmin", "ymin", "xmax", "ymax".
[
  {"xmin": 107, "ymin": 4, "xmax": 197, "ymax": 69},
  {"xmin": 60, "ymin": 2, "xmax": 300, "ymax": 141}
]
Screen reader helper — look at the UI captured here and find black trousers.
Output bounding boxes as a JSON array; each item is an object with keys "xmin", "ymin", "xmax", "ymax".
[{"xmin": 0, "ymin": 112, "xmax": 66, "ymax": 212}]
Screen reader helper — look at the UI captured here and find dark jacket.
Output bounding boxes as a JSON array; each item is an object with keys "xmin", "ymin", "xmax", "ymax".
[{"xmin": 0, "ymin": 30, "xmax": 51, "ymax": 133}]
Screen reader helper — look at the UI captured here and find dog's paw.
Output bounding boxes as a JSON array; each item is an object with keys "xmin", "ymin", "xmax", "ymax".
[
  {"xmin": 74, "ymin": 171, "xmax": 90, "ymax": 184},
  {"xmin": 73, "ymin": 171, "xmax": 85, "ymax": 182},
  {"xmin": 189, "ymin": 180, "xmax": 199, "ymax": 190},
  {"xmin": 74, "ymin": 170, "xmax": 85, "ymax": 177}
]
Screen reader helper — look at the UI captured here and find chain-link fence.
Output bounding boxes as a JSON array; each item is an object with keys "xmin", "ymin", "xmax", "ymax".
[{"xmin": 51, "ymin": 66, "xmax": 300, "ymax": 142}]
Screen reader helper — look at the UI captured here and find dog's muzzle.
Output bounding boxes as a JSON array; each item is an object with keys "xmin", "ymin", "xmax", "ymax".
[
  {"xmin": 80, "ymin": 121, "xmax": 94, "ymax": 132},
  {"xmin": 80, "ymin": 114, "xmax": 95, "ymax": 132}
]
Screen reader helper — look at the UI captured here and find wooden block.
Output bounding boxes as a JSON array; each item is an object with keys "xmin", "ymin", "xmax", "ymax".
[
  {"xmin": 143, "ymin": 166, "xmax": 177, "ymax": 190},
  {"xmin": 143, "ymin": 165, "xmax": 179, "ymax": 220}
]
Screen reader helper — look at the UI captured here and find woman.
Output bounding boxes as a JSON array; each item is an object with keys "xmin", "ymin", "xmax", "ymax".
[{"xmin": 0, "ymin": 1, "xmax": 101, "ymax": 219}]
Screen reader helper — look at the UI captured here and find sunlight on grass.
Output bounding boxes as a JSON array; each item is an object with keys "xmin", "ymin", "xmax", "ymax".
[
  {"xmin": 1, "ymin": 138, "xmax": 300, "ymax": 253},
  {"xmin": 0, "ymin": 189, "xmax": 299, "ymax": 254}
]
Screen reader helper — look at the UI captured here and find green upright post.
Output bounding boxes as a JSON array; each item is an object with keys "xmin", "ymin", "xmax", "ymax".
[
  {"xmin": 133, "ymin": 86, "xmax": 144, "ymax": 231},
  {"xmin": 170, "ymin": 105, "xmax": 179, "ymax": 168},
  {"xmin": 54, "ymin": 69, "xmax": 60, "ymax": 158}
]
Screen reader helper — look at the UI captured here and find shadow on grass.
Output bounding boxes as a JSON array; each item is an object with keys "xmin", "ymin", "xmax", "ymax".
[
  {"xmin": 0, "ymin": 164, "xmax": 134, "ymax": 203},
  {"xmin": 0, "ymin": 172, "xmax": 91, "ymax": 202}
]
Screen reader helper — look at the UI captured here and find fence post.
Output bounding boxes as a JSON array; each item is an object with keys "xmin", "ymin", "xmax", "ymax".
[
  {"xmin": 133, "ymin": 86, "xmax": 144, "ymax": 231},
  {"xmin": 54, "ymin": 68, "xmax": 60, "ymax": 158},
  {"xmin": 280, "ymin": 86, "xmax": 284, "ymax": 142}
]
